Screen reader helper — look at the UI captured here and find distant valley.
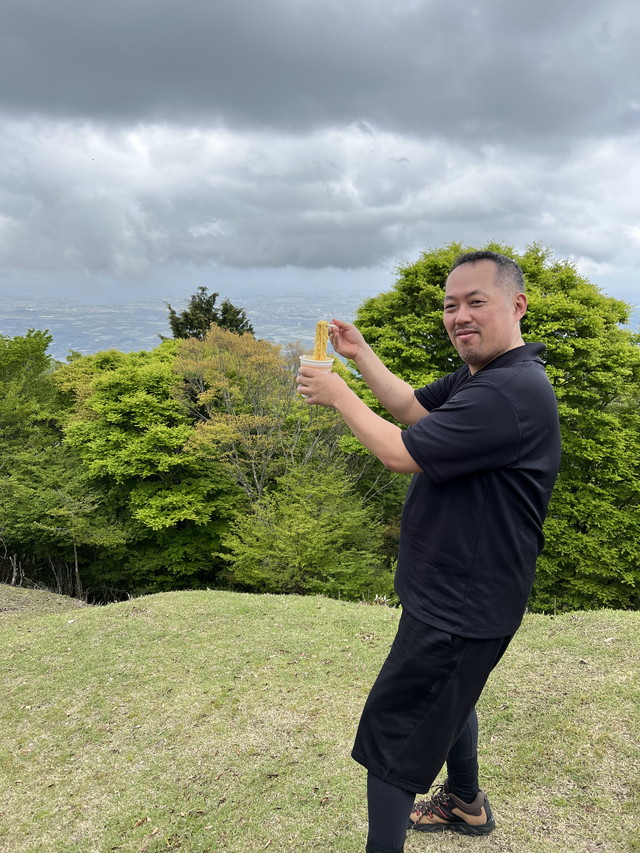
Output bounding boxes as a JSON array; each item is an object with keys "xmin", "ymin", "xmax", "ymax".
[
  {"xmin": 0, "ymin": 289, "xmax": 376, "ymax": 362},
  {"xmin": 1, "ymin": 292, "xmax": 638, "ymax": 363}
]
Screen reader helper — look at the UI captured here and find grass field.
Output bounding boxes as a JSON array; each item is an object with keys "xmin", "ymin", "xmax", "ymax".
[{"xmin": 1, "ymin": 585, "xmax": 638, "ymax": 853}]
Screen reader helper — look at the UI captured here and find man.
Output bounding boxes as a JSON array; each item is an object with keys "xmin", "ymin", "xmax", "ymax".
[{"xmin": 296, "ymin": 250, "xmax": 561, "ymax": 853}]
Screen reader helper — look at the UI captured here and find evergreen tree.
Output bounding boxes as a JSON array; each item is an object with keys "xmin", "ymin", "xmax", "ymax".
[
  {"xmin": 221, "ymin": 464, "xmax": 394, "ymax": 601},
  {"xmin": 167, "ymin": 287, "xmax": 253, "ymax": 339}
]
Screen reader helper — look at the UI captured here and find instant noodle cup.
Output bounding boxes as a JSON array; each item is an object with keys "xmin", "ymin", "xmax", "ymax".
[{"xmin": 298, "ymin": 354, "xmax": 334, "ymax": 398}]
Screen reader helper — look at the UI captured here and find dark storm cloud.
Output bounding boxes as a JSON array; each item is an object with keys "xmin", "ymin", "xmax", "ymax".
[
  {"xmin": 1, "ymin": 0, "xmax": 640, "ymax": 300},
  {"xmin": 2, "ymin": 0, "xmax": 639, "ymax": 142}
]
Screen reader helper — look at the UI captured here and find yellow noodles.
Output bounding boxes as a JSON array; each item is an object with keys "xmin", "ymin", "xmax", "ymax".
[{"xmin": 313, "ymin": 320, "xmax": 329, "ymax": 360}]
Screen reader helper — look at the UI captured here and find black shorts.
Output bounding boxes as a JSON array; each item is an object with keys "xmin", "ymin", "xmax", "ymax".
[{"xmin": 351, "ymin": 609, "xmax": 512, "ymax": 792}]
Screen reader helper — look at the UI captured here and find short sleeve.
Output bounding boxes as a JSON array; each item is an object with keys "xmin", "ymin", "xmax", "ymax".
[
  {"xmin": 402, "ymin": 381, "xmax": 521, "ymax": 484},
  {"xmin": 415, "ymin": 369, "xmax": 466, "ymax": 412}
]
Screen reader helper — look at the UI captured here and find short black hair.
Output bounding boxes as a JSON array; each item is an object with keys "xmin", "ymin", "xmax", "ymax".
[{"xmin": 449, "ymin": 250, "xmax": 525, "ymax": 293}]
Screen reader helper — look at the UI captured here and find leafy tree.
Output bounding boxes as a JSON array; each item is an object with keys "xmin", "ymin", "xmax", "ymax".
[
  {"xmin": 0, "ymin": 331, "xmax": 66, "ymax": 588},
  {"xmin": 167, "ymin": 286, "xmax": 253, "ymax": 339},
  {"xmin": 175, "ymin": 325, "xmax": 348, "ymax": 501},
  {"xmin": 220, "ymin": 464, "xmax": 394, "ymax": 600},
  {"xmin": 175, "ymin": 325, "xmax": 403, "ymax": 596},
  {"xmin": 55, "ymin": 343, "xmax": 240, "ymax": 595},
  {"xmin": 352, "ymin": 242, "xmax": 640, "ymax": 612},
  {"xmin": 519, "ymin": 245, "xmax": 640, "ymax": 611},
  {"xmin": 1, "ymin": 325, "xmax": 399, "ymax": 602},
  {"xmin": 0, "ymin": 331, "xmax": 122, "ymax": 595},
  {"xmin": 0, "ymin": 449, "xmax": 124, "ymax": 596},
  {"xmin": 0, "ymin": 330, "xmax": 56, "ymax": 453}
]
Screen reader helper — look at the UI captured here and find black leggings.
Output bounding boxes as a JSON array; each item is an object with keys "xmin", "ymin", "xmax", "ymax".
[
  {"xmin": 446, "ymin": 706, "xmax": 479, "ymax": 802},
  {"xmin": 366, "ymin": 772, "xmax": 414, "ymax": 853},
  {"xmin": 366, "ymin": 708, "xmax": 479, "ymax": 852}
]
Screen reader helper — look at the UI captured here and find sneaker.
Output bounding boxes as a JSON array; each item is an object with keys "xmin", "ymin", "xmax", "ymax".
[{"xmin": 407, "ymin": 780, "xmax": 495, "ymax": 836}]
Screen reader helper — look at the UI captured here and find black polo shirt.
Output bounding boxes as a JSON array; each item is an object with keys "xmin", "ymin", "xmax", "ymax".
[{"xmin": 398, "ymin": 343, "xmax": 561, "ymax": 639}]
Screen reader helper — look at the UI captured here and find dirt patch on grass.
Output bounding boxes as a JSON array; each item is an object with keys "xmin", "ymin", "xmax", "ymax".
[{"xmin": 0, "ymin": 583, "xmax": 88, "ymax": 618}]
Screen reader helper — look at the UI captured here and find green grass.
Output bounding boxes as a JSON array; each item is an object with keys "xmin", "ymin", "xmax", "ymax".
[{"xmin": 1, "ymin": 585, "xmax": 638, "ymax": 853}]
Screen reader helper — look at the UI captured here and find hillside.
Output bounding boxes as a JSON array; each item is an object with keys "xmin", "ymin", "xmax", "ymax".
[
  {"xmin": 0, "ymin": 583, "xmax": 88, "ymax": 618},
  {"xmin": 1, "ymin": 587, "xmax": 638, "ymax": 852}
]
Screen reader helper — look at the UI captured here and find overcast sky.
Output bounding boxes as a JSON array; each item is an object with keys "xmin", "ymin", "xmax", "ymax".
[{"xmin": 1, "ymin": 0, "xmax": 639, "ymax": 307}]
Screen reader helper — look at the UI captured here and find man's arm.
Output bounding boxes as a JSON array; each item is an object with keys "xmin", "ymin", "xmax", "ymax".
[
  {"xmin": 295, "ymin": 369, "xmax": 421, "ymax": 474},
  {"xmin": 329, "ymin": 320, "xmax": 429, "ymax": 425}
]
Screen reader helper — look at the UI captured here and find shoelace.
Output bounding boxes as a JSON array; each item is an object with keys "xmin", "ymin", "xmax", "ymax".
[{"xmin": 413, "ymin": 784, "xmax": 450, "ymax": 819}]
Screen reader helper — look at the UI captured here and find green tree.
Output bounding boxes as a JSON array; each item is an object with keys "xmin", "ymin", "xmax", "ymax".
[
  {"xmin": 167, "ymin": 286, "xmax": 253, "ymax": 339},
  {"xmin": 0, "ymin": 331, "xmax": 122, "ymax": 595},
  {"xmin": 220, "ymin": 464, "xmax": 394, "ymax": 600},
  {"xmin": 0, "ymin": 329, "xmax": 56, "ymax": 455},
  {"xmin": 175, "ymin": 325, "xmax": 402, "ymax": 597},
  {"xmin": 520, "ymin": 245, "xmax": 640, "ymax": 611},
  {"xmin": 175, "ymin": 325, "xmax": 348, "ymax": 500},
  {"xmin": 0, "ymin": 331, "xmax": 64, "ymax": 587},
  {"xmin": 352, "ymin": 242, "xmax": 640, "ymax": 612},
  {"xmin": 55, "ymin": 343, "xmax": 240, "ymax": 595},
  {"xmin": 0, "ymin": 449, "xmax": 124, "ymax": 596}
]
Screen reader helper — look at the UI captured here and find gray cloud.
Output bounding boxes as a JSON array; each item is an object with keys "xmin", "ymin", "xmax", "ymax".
[
  {"xmin": 2, "ymin": 0, "xmax": 639, "ymax": 144},
  {"xmin": 2, "ymin": 119, "xmax": 639, "ymax": 286},
  {"xmin": 1, "ymin": 0, "xmax": 640, "ymax": 306}
]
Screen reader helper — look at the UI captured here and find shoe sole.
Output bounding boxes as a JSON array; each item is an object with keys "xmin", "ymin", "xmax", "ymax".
[{"xmin": 409, "ymin": 818, "xmax": 496, "ymax": 836}]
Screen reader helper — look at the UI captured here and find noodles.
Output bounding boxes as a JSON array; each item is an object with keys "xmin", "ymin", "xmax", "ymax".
[{"xmin": 313, "ymin": 320, "xmax": 329, "ymax": 360}]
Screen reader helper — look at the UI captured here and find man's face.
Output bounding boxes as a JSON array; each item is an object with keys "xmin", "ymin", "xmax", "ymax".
[{"xmin": 443, "ymin": 260, "xmax": 527, "ymax": 374}]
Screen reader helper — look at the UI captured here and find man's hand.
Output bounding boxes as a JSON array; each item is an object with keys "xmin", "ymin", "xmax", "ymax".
[
  {"xmin": 328, "ymin": 319, "xmax": 365, "ymax": 361},
  {"xmin": 296, "ymin": 366, "xmax": 347, "ymax": 408}
]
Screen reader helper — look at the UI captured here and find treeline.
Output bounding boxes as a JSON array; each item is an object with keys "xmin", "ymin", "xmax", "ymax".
[
  {"xmin": 1, "ymin": 244, "xmax": 639, "ymax": 612},
  {"xmin": 0, "ymin": 324, "xmax": 401, "ymax": 602}
]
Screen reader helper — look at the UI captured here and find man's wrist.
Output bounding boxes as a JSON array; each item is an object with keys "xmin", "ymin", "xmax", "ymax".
[
  {"xmin": 351, "ymin": 341, "xmax": 374, "ymax": 370},
  {"xmin": 332, "ymin": 381, "xmax": 357, "ymax": 413}
]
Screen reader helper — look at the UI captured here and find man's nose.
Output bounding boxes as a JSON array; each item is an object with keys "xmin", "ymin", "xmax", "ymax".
[{"xmin": 456, "ymin": 304, "xmax": 472, "ymax": 323}]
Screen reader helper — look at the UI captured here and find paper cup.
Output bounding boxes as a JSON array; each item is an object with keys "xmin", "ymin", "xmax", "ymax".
[{"xmin": 299, "ymin": 355, "xmax": 334, "ymax": 397}]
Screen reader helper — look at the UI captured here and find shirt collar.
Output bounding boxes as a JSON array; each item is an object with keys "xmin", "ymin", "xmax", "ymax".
[{"xmin": 476, "ymin": 342, "xmax": 546, "ymax": 373}]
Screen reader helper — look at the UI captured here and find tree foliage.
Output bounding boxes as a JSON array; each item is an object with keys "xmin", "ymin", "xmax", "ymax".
[
  {"xmin": 175, "ymin": 325, "xmax": 349, "ymax": 500},
  {"xmin": 0, "ymin": 330, "xmax": 57, "ymax": 452},
  {"xmin": 353, "ymin": 242, "xmax": 640, "ymax": 612},
  {"xmin": 0, "ymin": 324, "xmax": 397, "ymax": 602},
  {"xmin": 173, "ymin": 325, "xmax": 401, "ymax": 597},
  {"xmin": 167, "ymin": 286, "xmax": 253, "ymax": 339},
  {"xmin": 7, "ymin": 246, "xmax": 634, "ymax": 613},
  {"xmin": 220, "ymin": 464, "xmax": 394, "ymax": 600},
  {"xmin": 0, "ymin": 332, "xmax": 124, "ymax": 595},
  {"xmin": 54, "ymin": 343, "xmax": 240, "ymax": 595},
  {"xmin": 0, "ymin": 330, "xmax": 95, "ymax": 593}
]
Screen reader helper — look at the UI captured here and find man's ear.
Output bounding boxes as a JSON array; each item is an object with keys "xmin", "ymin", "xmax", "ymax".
[{"xmin": 514, "ymin": 292, "xmax": 528, "ymax": 321}]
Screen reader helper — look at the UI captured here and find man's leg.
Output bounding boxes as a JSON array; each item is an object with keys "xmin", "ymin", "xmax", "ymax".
[
  {"xmin": 366, "ymin": 772, "xmax": 415, "ymax": 853},
  {"xmin": 355, "ymin": 623, "xmax": 511, "ymax": 841},
  {"xmin": 446, "ymin": 707, "xmax": 480, "ymax": 802},
  {"xmin": 408, "ymin": 709, "xmax": 495, "ymax": 835}
]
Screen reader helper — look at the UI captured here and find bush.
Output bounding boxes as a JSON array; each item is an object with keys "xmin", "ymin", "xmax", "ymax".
[{"xmin": 221, "ymin": 464, "xmax": 395, "ymax": 601}]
